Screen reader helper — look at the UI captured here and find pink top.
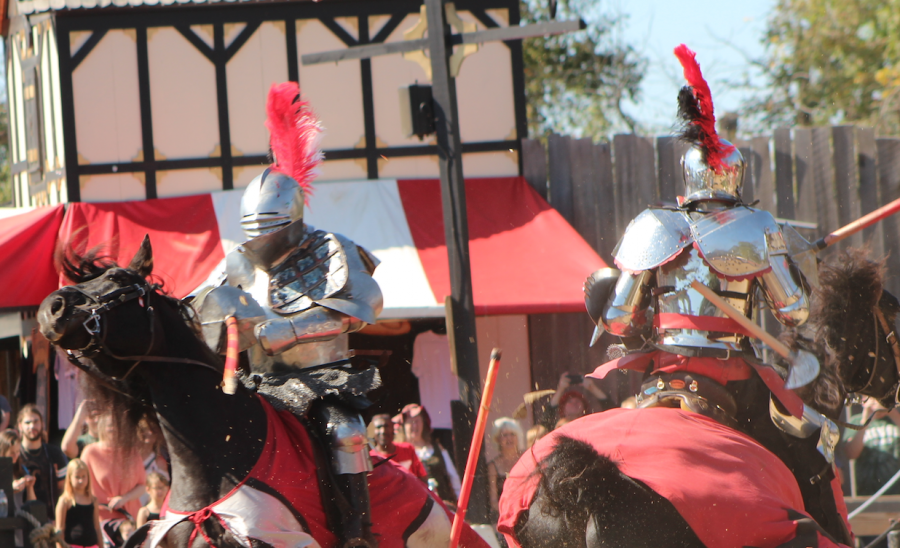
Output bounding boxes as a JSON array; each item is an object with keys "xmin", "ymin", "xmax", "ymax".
[{"xmin": 81, "ymin": 443, "xmax": 146, "ymax": 521}]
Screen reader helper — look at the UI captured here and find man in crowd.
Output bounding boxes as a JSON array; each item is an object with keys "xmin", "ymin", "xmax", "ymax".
[
  {"xmin": 18, "ymin": 403, "xmax": 68, "ymax": 510},
  {"xmin": 369, "ymin": 413, "xmax": 427, "ymax": 481}
]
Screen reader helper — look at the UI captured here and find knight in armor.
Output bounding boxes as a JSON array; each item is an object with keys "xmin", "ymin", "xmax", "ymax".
[
  {"xmin": 194, "ymin": 83, "xmax": 382, "ymax": 548},
  {"xmin": 585, "ymin": 45, "xmax": 822, "ymax": 433}
]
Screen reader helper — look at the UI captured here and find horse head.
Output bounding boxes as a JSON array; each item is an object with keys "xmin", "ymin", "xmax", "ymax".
[
  {"xmin": 38, "ymin": 235, "xmax": 161, "ymax": 381},
  {"xmin": 795, "ymin": 250, "xmax": 900, "ymax": 411}
]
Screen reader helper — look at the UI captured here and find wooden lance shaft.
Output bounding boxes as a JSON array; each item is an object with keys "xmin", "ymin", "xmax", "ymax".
[
  {"xmin": 689, "ymin": 281, "xmax": 792, "ymax": 360},
  {"xmin": 449, "ymin": 348, "xmax": 502, "ymax": 548},
  {"xmin": 817, "ymin": 196, "xmax": 900, "ymax": 250}
]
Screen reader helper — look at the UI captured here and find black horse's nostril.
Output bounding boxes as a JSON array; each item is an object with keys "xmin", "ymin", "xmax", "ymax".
[{"xmin": 50, "ymin": 295, "xmax": 65, "ymax": 316}]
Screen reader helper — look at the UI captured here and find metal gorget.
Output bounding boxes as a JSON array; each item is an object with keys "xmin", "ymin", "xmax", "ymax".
[{"xmin": 655, "ymin": 247, "xmax": 753, "ymax": 350}]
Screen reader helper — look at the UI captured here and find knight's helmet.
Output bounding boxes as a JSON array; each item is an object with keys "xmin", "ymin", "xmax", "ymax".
[
  {"xmin": 240, "ymin": 82, "xmax": 322, "ymax": 240},
  {"xmin": 673, "ymin": 44, "xmax": 745, "ymax": 206}
]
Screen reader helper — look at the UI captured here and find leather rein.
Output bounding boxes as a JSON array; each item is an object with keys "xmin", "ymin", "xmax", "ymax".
[{"xmin": 64, "ymin": 281, "xmax": 222, "ymax": 399}]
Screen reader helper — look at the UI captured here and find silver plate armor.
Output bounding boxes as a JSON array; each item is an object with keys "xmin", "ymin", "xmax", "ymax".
[
  {"xmin": 268, "ymin": 232, "xmax": 350, "ymax": 315},
  {"xmin": 656, "ymin": 247, "xmax": 752, "ymax": 349},
  {"xmin": 198, "ymin": 219, "xmax": 383, "ymax": 372},
  {"xmin": 613, "ymin": 209, "xmax": 692, "ymax": 272},
  {"xmin": 601, "ymin": 205, "xmax": 810, "ymax": 351},
  {"xmin": 690, "ymin": 207, "xmax": 782, "ymax": 278}
]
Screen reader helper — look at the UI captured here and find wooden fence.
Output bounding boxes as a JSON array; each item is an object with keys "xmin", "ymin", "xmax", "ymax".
[{"xmin": 522, "ymin": 127, "xmax": 900, "ymax": 298}]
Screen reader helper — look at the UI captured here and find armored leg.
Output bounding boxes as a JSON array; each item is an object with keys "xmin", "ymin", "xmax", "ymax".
[{"xmin": 311, "ymin": 401, "xmax": 376, "ymax": 548}]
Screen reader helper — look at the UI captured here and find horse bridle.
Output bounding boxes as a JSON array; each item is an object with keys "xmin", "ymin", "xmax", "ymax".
[
  {"xmin": 873, "ymin": 306, "xmax": 900, "ymax": 405},
  {"xmin": 65, "ymin": 280, "xmax": 221, "ymax": 389}
]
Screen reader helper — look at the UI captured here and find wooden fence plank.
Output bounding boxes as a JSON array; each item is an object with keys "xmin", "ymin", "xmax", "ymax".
[
  {"xmin": 656, "ymin": 136, "xmax": 687, "ymax": 205},
  {"xmin": 832, "ymin": 126, "xmax": 862, "ymax": 249},
  {"xmin": 548, "ymin": 134, "xmax": 574, "ymax": 224},
  {"xmin": 521, "ymin": 138, "xmax": 547, "ymax": 200},
  {"xmin": 877, "ymin": 138, "xmax": 900, "ymax": 297},
  {"xmin": 774, "ymin": 127, "xmax": 795, "ymax": 220},
  {"xmin": 752, "ymin": 136, "xmax": 775, "ymax": 214},
  {"xmin": 593, "ymin": 141, "xmax": 618, "ymax": 261},
  {"xmin": 613, "ymin": 134, "xmax": 657, "ymax": 234},
  {"xmin": 736, "ymin": 140, "xmax": 755, "ymax": 205},
  {"xmin": 794, "ymin": 128, "xmax": 817, "ymax": 229},
  {"xmin": 812, "ymin": 127, "xmax": 839, "ymax": 243},
  {"xmin": 570, "ymin": 138, "xmax": 600, "ymax": 252},
  {"xmin": 857, "ymin": 128, "xmax": 884, "ymax": 257}
]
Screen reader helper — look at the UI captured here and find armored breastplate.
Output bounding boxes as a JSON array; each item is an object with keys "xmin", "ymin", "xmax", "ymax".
[
  {"xmin": 655, "ymin": 247, "xmax": 753, "ymax": 350},
  {"xmin": 269, "ymin": 231, "xmax": 349, "ymax": 315}
]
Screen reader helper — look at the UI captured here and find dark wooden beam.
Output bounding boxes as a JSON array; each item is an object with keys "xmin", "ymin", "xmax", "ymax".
[{"xmin": 425, "ymin": 0, "xmax": 487, "ymax": 524}]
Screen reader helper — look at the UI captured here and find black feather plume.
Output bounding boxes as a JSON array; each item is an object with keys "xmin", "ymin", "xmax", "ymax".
[{"xmin": 676, "ymin": 86, "xmax": 704, "ymax": 161}]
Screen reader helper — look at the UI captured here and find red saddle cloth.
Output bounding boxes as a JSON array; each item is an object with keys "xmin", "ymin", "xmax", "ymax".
[
  {"xmin": 162, "ymin": 397, "xmax": 489, "ymax": 548},
  {"xmin": 498, "ymin": 408, "xmax": 851, "ymax": 548}
]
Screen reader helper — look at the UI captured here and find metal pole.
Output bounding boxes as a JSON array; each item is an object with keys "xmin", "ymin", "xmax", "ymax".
[{"xmin": 425, "ymin": 0, "xmax": 488, "ymax": 524}]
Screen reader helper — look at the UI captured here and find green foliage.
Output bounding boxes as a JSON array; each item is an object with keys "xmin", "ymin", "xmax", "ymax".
[
  {"xmin": 521, "ymin": 0, "xmax": 646, "ymax": 140},
  {"xmin": 750, "ymin": 0, "xmax": 900, "ymax": 135},
  {"xmin": 0, "ymin": 102, "xmax": 10, "ymax": 206}
]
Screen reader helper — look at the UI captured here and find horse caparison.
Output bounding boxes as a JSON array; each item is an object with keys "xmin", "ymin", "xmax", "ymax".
[
  {"xmin": 39, "ymin": 236, "xmax": 484, "ymax": 548},
  {"xmin": 508, "ymin": 250, "xmax": 900, "ymax": 548}
]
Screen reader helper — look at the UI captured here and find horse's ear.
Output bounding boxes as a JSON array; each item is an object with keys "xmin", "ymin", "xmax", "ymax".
[{"xmin": 128, "ymin": 235, "xmax": 154, "ymax": 278}]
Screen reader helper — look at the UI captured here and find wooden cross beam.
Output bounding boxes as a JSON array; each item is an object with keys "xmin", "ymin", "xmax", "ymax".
[
  {"xmin": 303, "ymin": 1, "xmax": 582, "ymax": 523},
  {"xmin": 301, "ymin": 19, "xmax": 584, "ymax": 65}
]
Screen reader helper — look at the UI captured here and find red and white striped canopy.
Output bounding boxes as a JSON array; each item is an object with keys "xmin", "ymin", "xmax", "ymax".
[{"xmin": 1, "ymin": 177, "xmax": 606, "ymax": 316}]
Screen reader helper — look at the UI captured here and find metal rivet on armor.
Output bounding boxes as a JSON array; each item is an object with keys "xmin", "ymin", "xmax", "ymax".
[
  {"xmin": 690, "ymin": 381, "xmax": 699, "ymax": 392},
  {"xmin": 657, "ymin": 378, "xmax": 665, "ymax": 390}
]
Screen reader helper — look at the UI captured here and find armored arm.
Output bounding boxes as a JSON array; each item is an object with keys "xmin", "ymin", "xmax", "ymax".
[
  {"xmin": 255, "ymin": 308, "xmax": 365, "ymax": 356},
  {"xmin": 602, "ymin": 270, "xmax": 655, "ymax": 337},
  {"xmin": 758, "ymin": 235, "xmax": 810, "ymax": 327}
]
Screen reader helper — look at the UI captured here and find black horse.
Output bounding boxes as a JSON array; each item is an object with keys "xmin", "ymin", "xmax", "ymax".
[
  {"xmin": 38, "ymin": 236, "xmax": 489, "ymax": 548},
  {"xmin": 502, "ymin": 251, "xmax": 900, "ymax": 548}
]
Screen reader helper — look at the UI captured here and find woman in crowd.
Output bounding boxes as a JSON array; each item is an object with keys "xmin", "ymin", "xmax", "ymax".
[
  {"xmin": 80, "ymin": 414, "xmax": 146, "ymax": 523},
  {"xmin": 399, "ymin": 404, "xmax": 461, "ymax": 508},
  {"xmin": 487, "ymin": 417, "xmax": 523, "ymax": 520},
  {"xmin": 0, "ymin": 429, "xmax": 35, "ymax": 510},
  {"xmin": 56, "ymin": 458, "xmax": 102, "ymax": 548}
]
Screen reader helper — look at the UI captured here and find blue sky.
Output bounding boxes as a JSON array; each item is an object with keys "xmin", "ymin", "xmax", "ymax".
[{"xmin": 609, "ymin": 0, "xmax": 777, "ymax": 134}]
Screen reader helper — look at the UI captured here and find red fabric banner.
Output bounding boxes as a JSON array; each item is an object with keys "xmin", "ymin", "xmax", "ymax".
[
  {"xmin": 397, "ymin": 177, "xmax": 606, "ymax": 315},
  {"xmin": 58, "ymin": 195, "xmax": 224, "ymax": 298},
  {"xmin": 0, "ymin": 206, "xmax": 65, "ymax": 308}
]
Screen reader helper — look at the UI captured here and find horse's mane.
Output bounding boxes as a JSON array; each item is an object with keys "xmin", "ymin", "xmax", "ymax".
[{"xmin": 781, "ymin": 249, "xmax": 900, "ymax": 415}]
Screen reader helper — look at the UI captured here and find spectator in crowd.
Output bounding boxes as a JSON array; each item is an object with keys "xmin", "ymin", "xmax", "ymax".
[
  {"xmin": 61, "ymin": 399, "xmax": 101, "ymax": 459},
  {"xmin": 18, "ymin": 403, "xmax": 68, "ymax": 510},
  {"xmin": 0, "ymin": 429, "xmax": 35, "ymax": 509},
  {"xmin": 525, "ymin": 425, "xmax": 547, "ymax": 450},
  {"xmin": 487, "ymin": 418, "xmax": 523, "ymax": 520},
  {"xmin": 56, "ymin": 458, "xmax": 101, "ymax": 548},
  {"xmin": 81, "ymin": 414, "xmax": 146, "ymax": 522},
  {"xmin": 399, "ymin": 404, "xmax": 461, "ymax": 508},
  {"xmin": 0, "ymin": 394, "xmax": 10, "ymax": 431},
  {"xmin": 844, "ymin": 397, "xmax": 900, "ymax": 496},
  {"xmin": 369, "ymin": 413, "xmax": 427, "ymax": 480},
  {"xmin": 137, "ymin": 417, "xmax": 168, "ymax": 478},
  {"xmin": 119, "ymin": 520, "xmax": 136, "ymax": 544},
  {"xmin": 136, "ymin": 472, "xmax": 169, "ymax": 528},
  {"xmin": 539, "ymin": 372, "xmax": 609, "ymax": 430}
]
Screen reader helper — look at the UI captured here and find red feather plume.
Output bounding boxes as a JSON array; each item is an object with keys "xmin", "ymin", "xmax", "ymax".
[
  {"xmin": 265, "ymin": 82, "xmax": 322, "ymax": 196},
  {"xmin": 673, "ymin": 44, "xmax": 734, "ymax": 173}
]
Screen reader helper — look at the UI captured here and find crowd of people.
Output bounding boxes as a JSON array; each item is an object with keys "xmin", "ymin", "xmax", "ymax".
[{"xmin": 1, "ymin": 400, "xmax": 169, "ymax": 548}]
